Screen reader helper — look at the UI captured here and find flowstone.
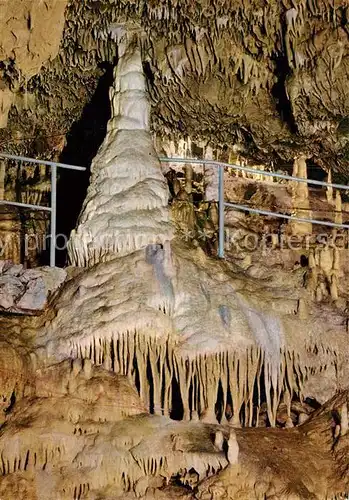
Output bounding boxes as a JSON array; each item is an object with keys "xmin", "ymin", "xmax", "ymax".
[
  {"xmin": 0, "ymin": 357, "xmax": 348, "ymax": 499},
  {"xmin": 30, "ymin": 28, "xmax": 349, "ymax": 436},
  {"xmin": 1, "ymin": 26, "xmax": 349, "ymax": 500}
]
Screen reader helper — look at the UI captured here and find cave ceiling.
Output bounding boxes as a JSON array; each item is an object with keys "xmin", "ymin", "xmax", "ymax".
[{"xmin": 1, "ymin": 0, "xmax": 349, "ymax": 172}]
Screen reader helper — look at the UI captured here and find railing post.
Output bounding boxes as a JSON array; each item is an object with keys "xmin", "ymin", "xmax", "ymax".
[
  {"xmin": 218, "ymin": 164, "xmax": 225, "ymax": 258},
  {"xmin": 0, "ymin": 154, "xmax": 85, "ymax": 268},
  {"xmin": 50, "ymin": 164, "xmax": 57, "ymax": 267}
]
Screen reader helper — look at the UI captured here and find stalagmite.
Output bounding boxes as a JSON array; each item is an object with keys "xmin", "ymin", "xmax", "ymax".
[
  {"xmin": 334, "ymin": 190, "xmax": 342, "ymax": 225},
  {"xmin": 340, "ymin": 403, "xmax": 348, "ymax": 436},
  {"xmin": 298, "ymin": 412, "xmax": 308, "ymax": 424},
  {"xmin": 319, "ymin": 247, "xmax": 333, "ymax": 279},
  {"xmin": 330, "ymin": 275, "xmax": 338, "ymax": 301},
  {"xmin": 0, "ymin": 160, "xmax": 5, "ymax": 199},
  {"xmin": 227, "ymin": 429, "xmax": 239, "ymax": 464},
  {"xmin": 184, "ymin": 164, "xmax": 193, "ymax": 194},
  {"xmin": 289, "ymin": 155, "xmax": 312, "ymax": 235},
  {"xmin": 285, "ymin": 417, "xmax": 294, "ymax": 428},
  {"xmin": 204, "ymin": 145, "xmax": 219, "ymax": 202},
  {"xmin": 83, "ymin": 358, "xmax": 93, "ymax": 379},
  {"xmin": 214, "ymin": 430, "xmax": 224, "ymax": 451},
  {"xmin": 68, "ymin": 25, "xmax": 173, "ymax": 266},
  {"xmin": 0, "ymin": 87, "xmax": 14, "ymax": 128},
  {"xmin": 297, "ymin": 298, "xmax": 308, "ymax": 319},
  {"xmin": 326, "ymin": 169, "xmax": 333, "ymax": 203},
  {"xmin": 209, "ymin": 202, "xmax": 219, "ymax": 227}
]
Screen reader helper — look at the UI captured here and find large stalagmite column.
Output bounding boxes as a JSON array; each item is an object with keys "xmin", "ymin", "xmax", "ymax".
[
  {"xmin": 68, "ymin": 28, "xmax": 173, "ymax": 267},
  {"xmin": 289, "ymin": 155, "xmax": 312, "ymax": 235}
]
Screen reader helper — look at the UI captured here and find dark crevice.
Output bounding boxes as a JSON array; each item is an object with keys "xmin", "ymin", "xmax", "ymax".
[
  {"xmin": 271, "ymin": 54, "xmax": 297, "ymax": 134},
  {"xmin": 110, "ymin": 338, "xmax": 115, "ymax": 372},
  {"xmin": 271, "ymin": 18, "xmax": 297, "ymax": 135},
  {"xmin": 307, "ymin": 161, "xmax": 327, "ymax": 183},
  {"xmin": 55, "ymin": 62, "xmax": 114, "ymax": 266},
  {"xmin": 4, "ymin": 390, "xmax": 16, "ymax": 415},
  {"xmin": 300, "ymin": 254, "xmax": 309, "ymax": 267},
  {"xmin": 215, "ymin": 380, "xmax": 224, "ymax": 423},
  {"xmin": 143, "ymin": 61, "xmax": 155, "ymax": 87},
  {"xmin": 147, "ymin": 355, "xmax": 154, "ymax": 414},
  {"xmin": 170, "ymin": 376, "xmax": 184, "ymax": 420}
]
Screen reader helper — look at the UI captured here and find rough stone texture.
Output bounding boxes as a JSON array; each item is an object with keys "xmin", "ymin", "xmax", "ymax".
[
  {"xmin": 0, "ymin": 0, "xmax": 68, "ymax": 128},
  {"xmin": 1, "ymin": 6, "xmax": 349, "ymax": 499},
  {"xmin": 38, "ymin": 238, "xmax": 349, "ymax": 426},
  {"xmin": 0, "ymin": 354, "xmax": 347, "ymax": 499},
  {"xmin": 0, "ymin": 261, "xmax": 66, "ymax": 313},
  {"xmin": 1, "ymin": 1, "xmax": 349, "ymax": 170},
  {"xmin": 0, "ymin": 86, "xmax": 13, "ymax": 129},
  {"xmin": 0, "ymin": 0, "xmax": 67, "ymax": 78}
]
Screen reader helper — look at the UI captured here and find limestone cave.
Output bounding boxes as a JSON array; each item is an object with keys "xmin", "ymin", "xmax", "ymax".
[{"xmin": 0, "ymin": 0, "xmax": 349, "ymax": 498}]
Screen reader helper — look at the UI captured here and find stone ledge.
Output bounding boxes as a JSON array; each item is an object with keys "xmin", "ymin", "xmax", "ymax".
[{"xmin": 0, "ymin": 261, "xmax": 66, "ymax": 315}]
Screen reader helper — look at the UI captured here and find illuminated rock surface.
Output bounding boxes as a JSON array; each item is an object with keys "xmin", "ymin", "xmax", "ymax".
[
  {"xmin": 0, "ymin": 262, "xmax": 66, "ymax": 313},
  {"xmin": 68, "ymin": 33, "xmax": 173, "ymax": 266},
  {"xmin": 0, "ymin": 3, "xmax": 349, "ymax": 499}
]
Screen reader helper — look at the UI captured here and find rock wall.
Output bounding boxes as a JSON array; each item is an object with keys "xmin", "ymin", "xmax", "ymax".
[
  {"xmin": 0, "ymin": 4, "xmax": 349, "ymax": 499},
  {"xmin": 2, "ymin": 1, "xmax": 349, "ymax": 171},
  {"xmin": 0, "ymin": 0, "xmax": 68, "ymax": 127}
]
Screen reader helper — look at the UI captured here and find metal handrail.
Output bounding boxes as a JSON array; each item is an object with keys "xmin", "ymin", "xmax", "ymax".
[
  {"xmin": 159, "ymin": 156, "xmax": 349, "ymax": 258},
  {"xmin": 159, "ymin": 157, "xmax": 349, "ymax": 191},
  {"xmin": 226, "ymin": 202, "xmax": 349, "ymax": 230},
  {"xmin": 0, "ymin": 153, "xmax": 85, "ymax": 171},
  {"xmin": 0, "ymin": 153, "xmax": 86, "ymax": 267},
  {"xmin": 0, "ymin": 200, "xmax": 51, "ymax": 211}
]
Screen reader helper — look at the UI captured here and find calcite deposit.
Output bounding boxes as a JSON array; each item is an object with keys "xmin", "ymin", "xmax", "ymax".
[
  {"xmin": 0, "ymin": 0, "xmax": 68, "ymax": 128},
  {"xmin": 68, "ymin": 28, "xmax": 173, "ymax": 266},
  {"xmin": 1, "ymin": 2, "xmax": 349, "ymax": 499}
]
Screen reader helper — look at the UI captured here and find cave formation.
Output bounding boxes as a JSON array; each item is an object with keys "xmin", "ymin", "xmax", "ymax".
[{"xmin": 0, "ymin": 1, "xmax": 349, "ymax": 499}]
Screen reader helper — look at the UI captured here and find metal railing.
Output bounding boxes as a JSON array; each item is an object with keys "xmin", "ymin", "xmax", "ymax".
[
  {"xmin": 1, "ymin": 153, "xmax": 345, "ymax": 266},
  {"xmin": 0, "ymin": 153, "xmax": 86, "ymax": 267},
  {"xmin": 160, "ymin": 157, "xmax": 349, "ymax": 258}
]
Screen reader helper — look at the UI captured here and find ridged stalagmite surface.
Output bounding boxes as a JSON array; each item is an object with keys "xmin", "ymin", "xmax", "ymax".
[
  {"xmin": 2, "ymin": 7, "xmax": 349, "ymax": 498},
  {"xmin": 68, "ymin": 36, "xmax": 173, "ymax": 267}
]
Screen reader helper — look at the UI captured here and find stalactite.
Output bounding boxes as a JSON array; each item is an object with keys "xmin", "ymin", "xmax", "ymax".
[{"xmin": 69, "ymin": 325, "xmax": 303, "ymax": 428}]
